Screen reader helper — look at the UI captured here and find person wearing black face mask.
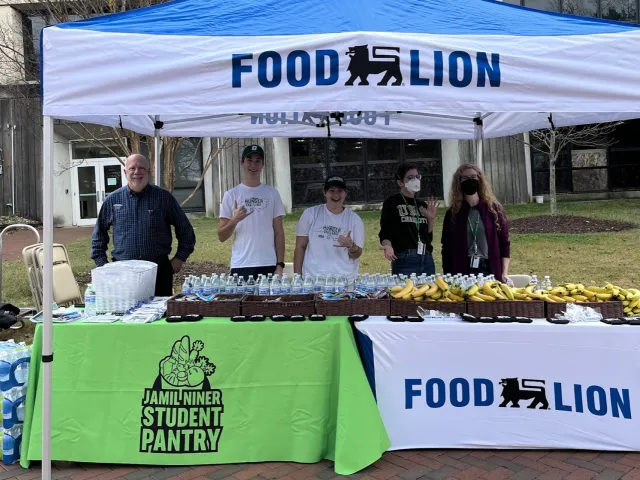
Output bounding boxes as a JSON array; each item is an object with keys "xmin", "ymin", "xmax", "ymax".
[{"xmin": 441, "ymin": 164, "xmax": 511, "ymax": 282}]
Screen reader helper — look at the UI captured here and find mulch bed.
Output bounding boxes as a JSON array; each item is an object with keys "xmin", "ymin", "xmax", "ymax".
[{"xmin": 510, "ymin": 215, "xmax": 636, "ymax": 234}]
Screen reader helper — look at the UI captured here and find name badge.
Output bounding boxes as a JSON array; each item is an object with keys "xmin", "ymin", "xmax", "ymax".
[
  {"xmin": 417, "ymin": 241, "xmax": 425, "ymax": 255},
  {"xmin": 470, "ymin": 256, "xmax": 480, "ymax": 268}
]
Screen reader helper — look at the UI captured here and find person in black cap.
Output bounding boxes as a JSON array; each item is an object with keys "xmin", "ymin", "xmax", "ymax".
[
  {"xmin": 293, "ymin": 176, "xmax": 364, "ymax": 283},
  {"xmin": 379, "ymin": 163, "xmax": 439, "ymax": 276},
  {"xmin": 218, "ymin": 144, "xmax": 286, "ymax": 280}
]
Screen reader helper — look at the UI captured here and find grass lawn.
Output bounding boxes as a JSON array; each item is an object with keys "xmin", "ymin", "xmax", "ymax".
[{"xmin": 2, "ymin": 199, "xmax": 639, "ymax": 308}]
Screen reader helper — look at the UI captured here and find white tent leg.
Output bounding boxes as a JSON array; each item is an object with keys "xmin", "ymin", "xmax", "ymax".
[
  {"xmin": 154, "ymin": 115, "xmax": 162, "ymax": 186},
  {"xmin": 476, "ymin": 138, "xmax": 484, "ymax": 171},
  {"xmin": 42, "ymin": 115, "xmax": 54, "ymax": 480}
]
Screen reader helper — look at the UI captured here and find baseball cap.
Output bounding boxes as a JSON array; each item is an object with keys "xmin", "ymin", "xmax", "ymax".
[
  {"xmin": 324, "ymin": 176, "xmax": 347, "ymax": 190},
  {"xmin": 242, "ymin": 144, "xmax": 265, "ymax": 159}
]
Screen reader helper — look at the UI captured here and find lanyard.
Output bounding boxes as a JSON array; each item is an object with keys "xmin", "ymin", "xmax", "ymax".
[
  {"xmin": 467, "ymin": 209, "xmax": 480, "ymax": 255},
  {"xmin": 401, "ymin": 194, "xmax": 422, "ymax": 242}
]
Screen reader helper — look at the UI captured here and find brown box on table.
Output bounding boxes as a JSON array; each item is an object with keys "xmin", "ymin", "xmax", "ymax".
[
  {"xmin": 390, "ymin": 300, "xmax": 467, "ymax": 316},
  {"xmin": 546, "ymin": 301, "xmax": 624, "ymax": 319},
  {"xmin": 242, "ymin": 294, "xmax": 316, "ymax": 316},
  {"xmin": 166, "ymin": 294, "xmax": 246, "ymax": 317}
]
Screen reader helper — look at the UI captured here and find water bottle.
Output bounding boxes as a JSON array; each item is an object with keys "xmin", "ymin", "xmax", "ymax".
[
  {"xmin": 84, "ymin": 284, "xmax": 96, "ymax": 317},
  {"xmin": 225, "ymin": 275, "xmax": 236, "ymax": 294},
  {"xmin": 292, "ymin": 275, "xmax": 304, "ymax": 295},
  {"xmin": 323, "ymin": 276, "xmax": 334, "ymax": 294},
  {"xmin": 2, "ymin": 424, "xmax": 21, "ymax": 465},
  {"xmin": 302, "ymin": 275, "xmax": 314, "ymax": 294},
  {"xmin": 258, "ymin": 275, "xmax": 270, "ymax": 295},
  {"xmin": 366, "ymin": 275, "xmax": 376, "ymax": 294},
  {"xmin": 237, "ymin": 276, "xmax": 246, "ymax": 294},
  {"xmin": 270, "ymin": 275, "xmax": 282, "ymax": 295},
  {"xmin": 281, "ymin": 274, "xmax": 291, "ymax": 295},
  {"xmin": 3, "ymin": 387, "xmax": 26, "ymax": 430},
  {"xmin": 530, "ymin": 275, "xmax": 539, "ymax": 289},
  {"xmin": 181, "ymin": 278, "xmax": 192, "ymax": 295},
  {"xmin": 210, "ymin": 275, "xmax": 220, "ymax": 295},
  {"xmin": 313, "ymin": 276, "xmax": 323, "ymax": 294},
  {"xmin": 246, "ymin": 275, "xmax": 256, "ymax": 295},
  {"xmin": 335, "ymin": 275, "xmax": 346, "ymax": 293}
]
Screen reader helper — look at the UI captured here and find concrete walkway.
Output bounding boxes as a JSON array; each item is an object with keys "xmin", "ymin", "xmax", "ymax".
[
  {"xmin": 3, "ymin": 451, "xmax": 640, "ymax": 480},
  {"xmin": 0, "ymin": 227, "xmax": 93, "ymax": 262}
]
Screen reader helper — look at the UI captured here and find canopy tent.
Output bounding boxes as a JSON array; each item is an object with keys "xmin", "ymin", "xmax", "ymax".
[{"xmin": 39, "ymin": 0, "xmax": 640, "ymax": 478}]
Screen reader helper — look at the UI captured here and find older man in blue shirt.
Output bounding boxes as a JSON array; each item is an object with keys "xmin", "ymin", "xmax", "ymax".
[{"xmin": 91, "ymin": 154, "xmax": 196, "ymax": 296}]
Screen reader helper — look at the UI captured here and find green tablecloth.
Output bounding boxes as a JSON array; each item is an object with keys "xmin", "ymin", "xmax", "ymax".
[{"xmin": 21, "ymin": 317, "xmax": 389, "ymax": 474}]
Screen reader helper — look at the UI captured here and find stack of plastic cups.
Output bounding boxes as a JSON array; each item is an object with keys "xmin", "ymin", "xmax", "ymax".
[{"xmin": 0, "ymin": 343, "xmax": 31, "ymax": 465}]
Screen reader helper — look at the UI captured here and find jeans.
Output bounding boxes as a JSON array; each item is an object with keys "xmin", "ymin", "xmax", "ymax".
[
  {"xmin": 392, "ymin": 250, "xmax": 435, "ymax": 276},
  {"xmin": 230, "ymin": 265, "xmax": 276, "ymax": 282}
]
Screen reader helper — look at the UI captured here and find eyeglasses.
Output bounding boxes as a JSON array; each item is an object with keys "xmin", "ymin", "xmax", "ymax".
[
  {"xmin": 127, "ymin": 167, "xmax": 148, "ymax": 173},
  {"xmin": 405, "ymin": 174, "xmax": 421, "ymax": 181},
  {"xmin": 461, "ymin": 175, "xmax": 479, "ymax": 181}
]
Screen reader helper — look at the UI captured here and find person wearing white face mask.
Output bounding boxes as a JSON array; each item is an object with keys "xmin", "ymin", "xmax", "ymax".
[{"xmin": 379, "ymin": 164, "xmax": 439, "ymax": 276}]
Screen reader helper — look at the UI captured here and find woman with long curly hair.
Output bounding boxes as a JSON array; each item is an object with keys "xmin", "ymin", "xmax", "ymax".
[{"xmin": 441, "ymin": 164, "xmax": 511, "ymax": 282}]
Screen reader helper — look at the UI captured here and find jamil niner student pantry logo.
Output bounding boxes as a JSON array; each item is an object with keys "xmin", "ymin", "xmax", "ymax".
[{"xmin": 140, "ymin": 336, "xmax": 224, "ymax": 454}]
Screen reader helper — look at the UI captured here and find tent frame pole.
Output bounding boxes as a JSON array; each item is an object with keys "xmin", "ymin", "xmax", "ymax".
[
  {"xmin": 154, "ymin": 115, "xmax": 162, "ymax": 186},
  {"xmin": 42, "ymin": 114, "xmax": 54, "ymax": 480}
]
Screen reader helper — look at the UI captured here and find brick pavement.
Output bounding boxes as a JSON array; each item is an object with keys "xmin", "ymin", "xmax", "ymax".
[
  {"xmin": 3, "ymin": 451, "xmax": 640, "ymax": 480},
  {"xmin": 0, "ymin": 227, "xmax": 93, "ymax": 262}
]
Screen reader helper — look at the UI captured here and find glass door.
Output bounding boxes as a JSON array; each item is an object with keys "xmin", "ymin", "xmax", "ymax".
[
  {"xmin": 72, "ymin": 159, "xmax": 125, "ymax": 226},
  {"xmin": 72, "ymin": 165, "xmax": 100, "ymax": 226}
]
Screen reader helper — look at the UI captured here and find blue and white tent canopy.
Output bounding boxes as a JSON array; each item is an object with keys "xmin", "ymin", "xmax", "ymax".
[{"xmin": 42, "ymin": 0, "xmax": 640, "ymax": 138}]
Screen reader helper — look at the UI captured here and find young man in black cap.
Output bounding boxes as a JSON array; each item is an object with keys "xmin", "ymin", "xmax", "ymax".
[
  {"xmin": 293, "ymin": 176, "xmax": 364, "ymax": 283},
  {"xmin": 218, "ymin": 145, "xmax": 286, "ymax": 280}
]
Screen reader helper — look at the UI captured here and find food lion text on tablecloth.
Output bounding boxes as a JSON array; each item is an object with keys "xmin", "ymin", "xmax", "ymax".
[{"xmin": 405, "ymin": 377, "xmax": 631, "ymax": 419}]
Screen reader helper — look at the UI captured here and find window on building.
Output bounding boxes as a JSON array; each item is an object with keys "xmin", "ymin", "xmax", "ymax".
[
  {"xmin": 289, "ymin": 138, "xmax": 443, "ymax": 207},
  {"xmin": 600, "ymin": 0, "xmax": 638, "ymax": 21},
  {"xmin": 171, "ymin": 138, "xmax": 206, "ymax": 212},
  {"xmin": 523, "ymin": 0, "xmax": 561, "ymax": 12},
  {"xmin": 609, "ymin": 120, "xmax": 640, "ymax": 191}
]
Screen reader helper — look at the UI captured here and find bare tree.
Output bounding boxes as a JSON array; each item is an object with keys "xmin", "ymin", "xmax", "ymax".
[
  {"xmin": 0, "ymin": 0, "xmax": 221, "ymax": 208},
  {"xmin": 517, "ymin": 117, "xmax": 619, "ymax": 216}
]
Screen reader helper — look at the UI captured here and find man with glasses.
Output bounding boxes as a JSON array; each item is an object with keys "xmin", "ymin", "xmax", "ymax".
[
  {"xmin": 218, "ymin": 145, "xmax": 286, "ymax": 280},
  {"xmin": 91, "ymin": 153, "xmax": 196, "ymax": 296},
  {"xmin": 379, "ymin": 163, "xmax": 439, "ymax": 276}
]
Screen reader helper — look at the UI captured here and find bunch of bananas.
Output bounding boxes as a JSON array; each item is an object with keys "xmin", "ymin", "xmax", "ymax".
[
  {"xmin": 390, "ymin": 277, "xmax": 464, "ymax": 302},
  {"xmin": 467, "ymin": 281, "xmax": 640, "ymax": 313},
  {"xmin": 390, "ymin": 279, "xmax": 640, "ymax": 314}
]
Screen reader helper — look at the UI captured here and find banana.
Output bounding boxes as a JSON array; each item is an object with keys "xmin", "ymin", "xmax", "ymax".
[
  {"xmin": 582, "ymin": 289, "xmax": 597, "ymax": 299},
  {"xmin": 548, "ymin": 295, "xmax": 565, "ymax": 303},
  {"xmin": 435, "ymin": 277, "xmax": 449, "ymax": 291},
  {"xmin": 561, "ymin": 296, "xmax": 576, "ymax": 303},
  {"xmin": 570, "ymin": 289, "xmax": 580, "ymax": 296},
  {"xmin": 565, "ymin": 284, "xmax": 577, "ymax": 291},
  {"xmin": 596, "ymin": 293, "xmax": 613, "ymax": 301},
  {"xmin": 624, "ymin": 307, "xmax": 632, "ymax": 314},
  {"xmin": 466, "ymin": 284, "xmax": 479, "ymax": 297},
  {"xmin": 605, "ymin": 283, "xmax": 615, "ymax": 291},
  {"xmin": 390, "ymin": 286, "xmax": 403, "ymax": 293},
  {"xmin": 525, "ymin": 286, "xmax": 534, "ymax": 294},
  {"xmin": 402, "ymin": 293, "xmax": 412, "ymax": 301},
  {"xmin": 623, "ymin": 301, "xmax": 630, "ymax": 306},
  {"xmin": 551, "ymin": 287, "xmax": 568, "ymax": 296},
  {"xmin": 414, "ymin": 296, "xmax": 424, "ymax": 301},
  {"xmin": 629, "ymin": 295, "xmax": 640, "ymax": 309},
  {"xmin": 482, "ymin": 282, "xmax": 500, "ymax": 298},
  {"xmin": 475, "ymin": 292, "xmax": 496, "ymax": 301},
  {"xmin": 451, "ymin": 285, "xmax": 464, "ymax": 296},
  {"xmin": 448, "ymin": 292, "xmax": 464, "ymax": 302},
  {"xmin": 438, "ymin": 297, "xmax": 453, "ymax": 302},
  {"xmin": 412, "ymin": 282, "xmax": 432, "ymax": 298},
  {"xmin": 469, "ymin": 295, "xmax": 485, "ymax": 302},
  {"xmin": 619, "ymin": 288, "xmax": 632, "ymax": 297},
  {"xmin": 500, "ymin": 283, "xmax": 515, "ymax": 300},
  {"xmin": 424, "ymin": 283, "xmax": 439, "ymax": 298},
  {"xmin": 431, "ymin": 290, "xmax": 442, "ymax": 300},
  {"xmin": 573, "ymin": 295, "xmax": 589, "ymax": 302},
  {"xmin": 393, "ymin": 280, "xmax": 414, "ymax": 299},
  {"xmin": 589, "ymin": 286, "xmax": 609, "ymax": 294},
  {"xmin": 513, "ymin": 293, "xmax": 529, "ymax": 300}
]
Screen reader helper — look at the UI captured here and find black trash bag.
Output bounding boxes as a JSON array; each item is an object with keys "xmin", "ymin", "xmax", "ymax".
[{"xmin": 0, "ymin": 303, "xmax": 20, "ymax": 330}]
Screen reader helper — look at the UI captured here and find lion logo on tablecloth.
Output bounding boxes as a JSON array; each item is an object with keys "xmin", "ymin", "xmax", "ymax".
[{"xmin": 499, "ymin": 378, "xmax": 549, "ymax": 409}]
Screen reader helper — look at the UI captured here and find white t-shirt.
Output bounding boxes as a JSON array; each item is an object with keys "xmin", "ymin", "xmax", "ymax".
[
  {"xmin": 220, "ymin": 184, "xmax": 285, "ymax": 268},
  {"xmin": 295, "ymin": 205, "xmax": 365, "ymax": 282}
]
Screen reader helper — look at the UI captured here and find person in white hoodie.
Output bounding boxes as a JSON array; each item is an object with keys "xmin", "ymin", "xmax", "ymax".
[
  {"xmin": 218, "ymin": 145, "xmax": 286, "ymax": 280},
  {"xmin": 293, "ymin": 176, "xmax": 364, "ymax": 283}
]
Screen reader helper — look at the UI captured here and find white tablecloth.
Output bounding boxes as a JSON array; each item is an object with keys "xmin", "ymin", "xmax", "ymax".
[{"xmin": 354, "ymin": 317, "xmax": 640, "ymax": 451}]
